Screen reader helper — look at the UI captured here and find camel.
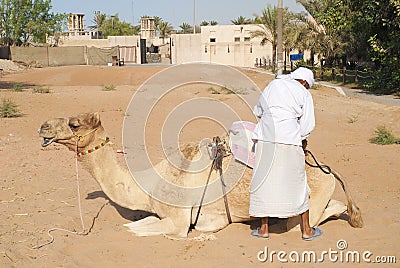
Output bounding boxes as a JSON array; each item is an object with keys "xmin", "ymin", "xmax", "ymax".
[{"xmin": 38, "ymin": 112, "xmax": 363, "ymax": 238}]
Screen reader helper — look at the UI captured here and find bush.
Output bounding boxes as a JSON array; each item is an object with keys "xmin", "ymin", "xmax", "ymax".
[
  {"xmin": 0, "ymin": 98, "xmax": 21, "ymax": 118},
  {"xmin": 369, "ymin": 126, "xmax": 400, "ymax": 145},
  {"xmin": 33, "ymin": 86, "xmax": 51, "ymax": 93},
  {"xmin": 102, "ymin": 84, "xmax": 116, "ymax": 91},
  {"xmin": 13, "ymin": 83, "xmax": 24, "ymax": 92}
]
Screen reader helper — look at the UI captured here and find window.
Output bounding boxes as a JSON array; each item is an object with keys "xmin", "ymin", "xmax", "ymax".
[
  {"xmin": 244, "ymin": 37, "xmax": 251, "ymax": 42},
  {"xmin": 210, "ymin": 38, "xmax": 216, "ymax": 42},
  {"xmin": 234, "ymin": 37, "xmax": 240, "ymax": 42}
]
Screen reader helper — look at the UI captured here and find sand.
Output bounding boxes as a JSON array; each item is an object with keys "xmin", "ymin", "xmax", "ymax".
[{"xmin": 1, "ymin": 65, "xmax": 399, "ymax": 267}]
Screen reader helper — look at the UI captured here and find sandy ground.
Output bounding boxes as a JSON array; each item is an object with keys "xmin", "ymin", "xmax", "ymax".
[{"xmin": 1, "ymin": 65, "xmax": 399, "ymax": 267}]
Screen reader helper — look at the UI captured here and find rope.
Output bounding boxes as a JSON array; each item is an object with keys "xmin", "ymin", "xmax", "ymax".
[
  {"xmin": 192, "ymin": 157, "xmax": 216, "ymax": 228},
  {"xmin": 33, "ymin": 140, "xmax": 88, "ymax": 249},
  {"xmin": 192, "ymin": 137, "xmax": 232, "ymax": 228},
  {"xmin": 304, "ymin": 149, "xmax": 332, "ymax": 175},
  {"xmin": 163, "ymin": 233, "xmax": 217, "ymax": 241}
]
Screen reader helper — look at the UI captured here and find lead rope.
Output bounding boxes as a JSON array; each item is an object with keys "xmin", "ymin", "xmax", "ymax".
[
  {"xmin": 304, "ymin": 149, "xmax": 332, "ymax": 174},
  {"xmin": 33, "ymin": 140, "xmax": 88, "ymax": 249}
]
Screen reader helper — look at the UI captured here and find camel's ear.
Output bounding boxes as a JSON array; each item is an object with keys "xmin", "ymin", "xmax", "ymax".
[{"xmin": 91, "ymin": 112, "xmax": 101, "ymax": 128}]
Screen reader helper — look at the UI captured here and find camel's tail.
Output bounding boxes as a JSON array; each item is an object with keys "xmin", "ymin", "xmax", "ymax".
[{"xmin": 331, "ymin": 169, "xmax": 364, "ymax": 228}]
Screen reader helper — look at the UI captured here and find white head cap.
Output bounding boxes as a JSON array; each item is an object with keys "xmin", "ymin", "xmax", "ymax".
[{"xmin": 291, "ymin": 67, "xmax": 315, "ymax": 88}]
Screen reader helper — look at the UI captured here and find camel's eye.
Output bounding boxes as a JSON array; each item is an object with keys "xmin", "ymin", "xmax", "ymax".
[{"xmin": 68, "ymin": 120, "xmax": 80, "ymax": 130}]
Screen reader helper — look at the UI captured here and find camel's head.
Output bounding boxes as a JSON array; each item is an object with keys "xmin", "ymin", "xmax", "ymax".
[{"xmin": 39, "ymin": 112, "xmax": 103, "ymax": 151}]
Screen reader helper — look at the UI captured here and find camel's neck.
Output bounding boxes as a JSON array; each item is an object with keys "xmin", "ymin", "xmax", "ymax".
[{"xmin": 78, "ymin": 139, "xmax": 153, "ymax": 213}]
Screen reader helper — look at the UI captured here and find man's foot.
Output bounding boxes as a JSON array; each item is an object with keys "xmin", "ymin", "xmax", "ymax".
[
  {"xmin": 302, "ymin": 227, "xmax": 323, "ymax": 241},
  {"xmin": 251, "ymin": 228, "xmax": 270, "ymax": 239}
]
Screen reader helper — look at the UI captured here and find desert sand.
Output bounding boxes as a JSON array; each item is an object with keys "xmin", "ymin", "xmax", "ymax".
[{"xmin": 1, "ymin": 64, "xmax": 399, "ymax": 267}]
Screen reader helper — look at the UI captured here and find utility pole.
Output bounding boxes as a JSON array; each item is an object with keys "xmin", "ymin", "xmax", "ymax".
[
  {"xmin": 193, "ymin": 0, "xmax": 196, "ymax": 34},
  {"xmin": 132, "ymin": 0, "xmax": 135, "ymax": 26},
  {"xmin": 277, "ymin": 0, "xmax": 284, "ymax": 75}
]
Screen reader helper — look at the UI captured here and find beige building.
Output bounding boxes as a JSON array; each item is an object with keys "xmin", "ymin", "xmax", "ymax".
[{"xmin": 171, "ymin": 25, "xmax": 273, "ymax": 68}]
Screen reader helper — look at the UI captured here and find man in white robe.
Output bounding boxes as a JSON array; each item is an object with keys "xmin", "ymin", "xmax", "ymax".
[{"xmin": 249, "ymin": 67, "xmax": 323, "ymax": 241}]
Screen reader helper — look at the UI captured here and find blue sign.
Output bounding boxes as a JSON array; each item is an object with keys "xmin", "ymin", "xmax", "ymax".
[{"xmin": 290, "ymin": 54, "xmax": 304, "ymax": 61}]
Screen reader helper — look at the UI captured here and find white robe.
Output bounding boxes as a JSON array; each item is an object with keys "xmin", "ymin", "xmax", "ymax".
[
  {"xmin": 251, "ymin": 78, "xmax": 315, "ymax": 145},
  {"xmin": 249, "ymin": 78, "xmax": 314, "ymax": 217}
]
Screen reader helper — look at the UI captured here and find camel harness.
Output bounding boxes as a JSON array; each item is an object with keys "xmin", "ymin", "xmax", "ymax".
[{"xmin": 192, "ymin": 136, "xmax": 232, "ymax": 228}]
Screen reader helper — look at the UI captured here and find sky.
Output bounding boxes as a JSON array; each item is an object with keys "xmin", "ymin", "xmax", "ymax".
[{"xmin": 51, "ymin": 0, "xmax": 307, "ymax": 29}]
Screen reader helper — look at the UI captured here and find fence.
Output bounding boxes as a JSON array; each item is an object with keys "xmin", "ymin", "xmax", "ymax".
[{"xmin": 315, "ymin": 66, "xmax": 373, "ymax": 85}]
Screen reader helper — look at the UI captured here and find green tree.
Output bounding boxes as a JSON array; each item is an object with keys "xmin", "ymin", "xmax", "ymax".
[
  {"xmin": 178, "ymin": 22, "xmax": 193, "ymax": 34},
  {"xmin": 298, "ymin": 0, "xmax": 400, "ymax": 94},
  {"xmin": 0, "ymin": 0, "xmax": 66, "ymax": 46},
  {"xmin": 89, "ymin": 12, "xmax": 107, "ymax": 38},
  {"xmin": 351, "ymin": 0, "xmax": 400, "ymax": 94},
  {"xmin": 200, "ymin": 21, "xmax": 209, "ymax": 26},
  {"xmin": 231, "ymin": 16, "xmax": 253, "ymax": 25},
  {"xmin": 100, "ymin": 14, "xmax": 135, "ymax": 37},
  {"xmin": 297, "ymin": 0, "xmax": 353, "ymax": 66},
  {"xmin": 158, "ymin": 20, "xmax": 174, "ymax": 39}
]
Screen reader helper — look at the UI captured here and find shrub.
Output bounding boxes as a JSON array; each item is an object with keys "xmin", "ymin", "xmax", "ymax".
[
  {"xmin": 347, "ymin": 115, "xmax": 359, "ymax": 124},
  {"xmin": 369, "ymin": 126, "xmax": 400, "ymax": 145},
  {"xmin": 33, "ymin": 86, "xmax": 51, "ymax": 93},
  {"xmin": 13, "ymin": 83, "xmax": 24, "ymax": 92},
  {"xmin": 102, "ymin": 84, "xmax": 116, "ymax": 91},
  {"xmin": 208, "ymin": 87, "xmax": 220, "ymax": 94},
  {"xmin": 0, "ymin": 98, "xmax": 21, "ymax": 118}
]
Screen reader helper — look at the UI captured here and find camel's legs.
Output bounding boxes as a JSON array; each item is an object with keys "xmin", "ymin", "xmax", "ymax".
[{"xmin": 194, "ymin": 212, "xmax": 230, "ymax": 233}]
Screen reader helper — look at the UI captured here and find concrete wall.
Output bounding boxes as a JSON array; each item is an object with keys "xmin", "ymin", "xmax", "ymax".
[{"xmin": 171, "ymin": 34, "xmax": 202, "ymax": 64}]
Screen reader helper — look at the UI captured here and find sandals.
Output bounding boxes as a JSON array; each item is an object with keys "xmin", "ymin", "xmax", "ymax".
[{"xmin": 302, "ymin": 227, "xmax": 323, "ymax": 241}]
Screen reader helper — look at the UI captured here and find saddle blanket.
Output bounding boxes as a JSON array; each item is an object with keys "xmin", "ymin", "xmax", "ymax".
[{"xmin": 229, "ymin": 121, "xmax": 256, "ymax": 169}]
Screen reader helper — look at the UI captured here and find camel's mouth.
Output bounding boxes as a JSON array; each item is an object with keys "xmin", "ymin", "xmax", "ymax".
[{"xmin": 42, "ymin": 137, "xmax": 54, "ymax": 147}]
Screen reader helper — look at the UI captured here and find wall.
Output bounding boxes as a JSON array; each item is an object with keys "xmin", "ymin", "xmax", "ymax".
[
  {"xmin": 10, "ymin": 46, "xmax": 119, "ymax": 66},
  {"xmin": 170, "ymin": 25, "xmax": 273, "ymax": 67},
  {"xmin": 200, "ymin": 25, "xmax": 273, "ymax": 68},
  {"xmin": 170, "ymin": 34, "xmax": 202, "ymax": 64}
]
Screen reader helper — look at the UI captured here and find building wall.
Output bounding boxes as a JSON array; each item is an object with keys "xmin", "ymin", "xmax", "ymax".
[
  {"xmin": 171, "ymin": 34, "xmax": 202, "ymax": 64},
  {"xmin": 170, "ymin": 25, "xmax": 273, "ymax": 67}
]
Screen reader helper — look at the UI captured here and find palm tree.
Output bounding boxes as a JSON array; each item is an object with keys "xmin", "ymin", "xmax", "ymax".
[
  {"xmin": 200, "ymin": 21, "xmax": 209, "ymax": 26},
  {"xmin": 158, "ymin": 20, "xmax": 174, "ymax": 40},
  {"xmin": 153, "ymin": 16, "xmax": 162, "ymax": 36},
  {"xmin": 251, "ymin": 5, "xmax": 292, "ymax": 72},
  {"xmin": 210, "ymin": 20, "xmax": 218, "ymax": 26},
  {"xmin": 89, "ymin": 12, "xmax": 106, "ymax": 39},
  {"xmin": 231, "ymin": 16, "xmax": 252, "ymax": 25},
  {"xmin": 179, "ymin": 22, "xmax": 193, "ymax": 34},
  {"xmin": 251, "ymin": 5, "xmax": 278, "ymax": 71}
]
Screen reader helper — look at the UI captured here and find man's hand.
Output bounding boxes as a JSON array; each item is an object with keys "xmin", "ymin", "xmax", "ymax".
[{"xmin": 302, "ymin": 139, "xmax": 308, "ymax": 155}]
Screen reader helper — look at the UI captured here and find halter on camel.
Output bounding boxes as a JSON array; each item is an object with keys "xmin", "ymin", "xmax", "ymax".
[{"xmin": 73, "ymin": 127, "xmax": 110, "ymax": 157}]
